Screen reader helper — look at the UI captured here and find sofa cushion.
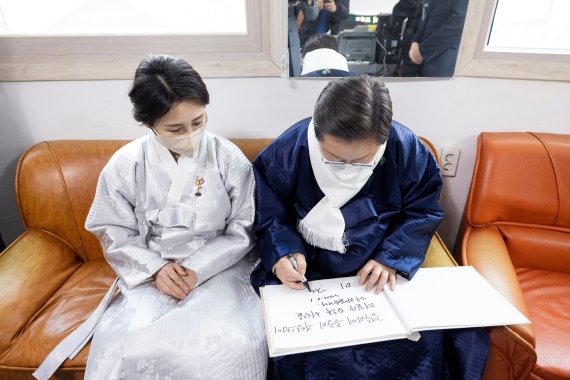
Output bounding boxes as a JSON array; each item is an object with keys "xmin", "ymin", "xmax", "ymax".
[
  {"xmin": 0, "ymin": 230, "xmax": 83, "ymax": 354},
  {"xmin": 17, "ymin": 141, "xmax": 130, "ymax": 262},
  {"xmin": 499, "ymin": 226, "xmax": 570, "ymax": 274},
  {"xmin": 517, "ymin": 267, "xmax": 570, "ymax": 380},
  {"xmin": 0, "ymin": 260, "xmax": 115, "ymax": 371},
  {"xmin": 468, "ymin": 132, "xmax": 570, "ymax": 229}
]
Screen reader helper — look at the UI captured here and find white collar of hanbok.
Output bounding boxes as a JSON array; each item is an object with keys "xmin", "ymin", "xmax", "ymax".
[
  {"xmin": 301, "ymin": 48, "xmax": 349, "ymax": 76},
  {"xmin": 149, "ymin": 131, "xmax": 206, "ymax": 204},
  {"xmin": 297, "ymin": 120, "xmax": 385, "ymax": 253}
]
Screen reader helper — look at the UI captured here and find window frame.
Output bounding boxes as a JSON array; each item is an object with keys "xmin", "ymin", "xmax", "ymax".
[
  {"xmin": 0, "ymin": 0, "xmax": 286, "ymax": 81},
  {"xmin": 455, "ymin": 0, "xmax": 570, "ymax": 81}
]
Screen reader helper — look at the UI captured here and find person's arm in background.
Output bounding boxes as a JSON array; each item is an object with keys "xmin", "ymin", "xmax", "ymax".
[
  {"xmin": 410, "ymin": 0, "xmax": 468, "ymax": 64},
  {"xmin": 300, "ymin": 0, "xmax": 319, "ymax": 21},
  {"xmin": 409, "ymin": 4, "xmax": 426, "ymax": 64},
  {"xmin": 326, "ymin": 0, "xmax": 350, "ymax": 28}
]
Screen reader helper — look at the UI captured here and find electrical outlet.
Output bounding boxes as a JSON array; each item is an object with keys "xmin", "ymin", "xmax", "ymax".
[{"xmin": 440, "ymin": 147, "xmax": 460, "ymax": 177}]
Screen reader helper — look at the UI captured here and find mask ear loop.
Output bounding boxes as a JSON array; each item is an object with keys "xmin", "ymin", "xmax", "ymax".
[{"xmin": 372, "ymin": 146, "xmax": 382, "ymax": 165}]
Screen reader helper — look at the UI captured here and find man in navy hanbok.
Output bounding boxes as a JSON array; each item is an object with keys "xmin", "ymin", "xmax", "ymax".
[{"xmin": 251, "ymin": 76, "xmax": 489, "ymax": 379}]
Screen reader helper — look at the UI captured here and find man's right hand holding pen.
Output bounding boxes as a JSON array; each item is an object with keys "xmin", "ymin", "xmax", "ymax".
[{"xmin": 272, "ymin": 253, "xmax": 310, "ymax": 291}]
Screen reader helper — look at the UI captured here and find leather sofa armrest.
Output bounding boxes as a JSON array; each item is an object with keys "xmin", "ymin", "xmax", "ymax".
[
  {"xmin": 462, "ymin": 225, "xmax": 535, "ymax": 347},
  {"xmin": 482, "ymin": 326, "xmax": 536, "ymax": 380},
  {"xmin": 0, "ymin": 229, "xmax": 82, "ymax": 353}
]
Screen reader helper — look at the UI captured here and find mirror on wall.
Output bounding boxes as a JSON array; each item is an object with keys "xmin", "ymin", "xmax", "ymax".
[{"xmin": 287, "ymin": 0, "xmax": 469, "ymax": 78}]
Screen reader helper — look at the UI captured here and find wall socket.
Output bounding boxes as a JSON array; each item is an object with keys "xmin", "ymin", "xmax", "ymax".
[{"xmin": 440, "ymin": 147, "xmax": 461, "ymax": 177}]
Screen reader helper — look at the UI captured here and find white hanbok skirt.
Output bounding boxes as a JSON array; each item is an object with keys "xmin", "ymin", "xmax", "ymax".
[{"xmin": 85, "ymin": 253, "xmax": 267, "ymax": 380}]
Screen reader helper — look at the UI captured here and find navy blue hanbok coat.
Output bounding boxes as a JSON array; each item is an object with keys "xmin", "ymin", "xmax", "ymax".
[{"xmin": 251, "ymin": 118, "xmax": 489, "ymax": 379}]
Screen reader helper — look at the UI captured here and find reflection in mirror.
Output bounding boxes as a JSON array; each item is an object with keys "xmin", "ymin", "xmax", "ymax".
[
  {"xmin": 487, "ymin": 0, "xmax": 570, "ymax": 54},
  {"xmin": 288, "ymin": 0, "xmax": 469, "ymax": 78}
]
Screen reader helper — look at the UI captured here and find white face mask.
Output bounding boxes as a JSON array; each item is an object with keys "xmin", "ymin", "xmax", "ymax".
[
  {"xmin": 152, "ymin": 126, "xmax": 205, "ymax": 157},
  {"xmin": 330, "ymin": 164, "xmax": 374, "ymax": 182}
]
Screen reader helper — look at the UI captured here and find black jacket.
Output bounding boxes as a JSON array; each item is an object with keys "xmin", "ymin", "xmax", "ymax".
[{"xmin": 413, "ymin": 0, "xmax": 468, "ymax": 63}]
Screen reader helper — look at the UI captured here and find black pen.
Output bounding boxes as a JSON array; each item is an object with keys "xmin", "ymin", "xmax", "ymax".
[{"xmin": 287, "ymin": 254, "xmax": 311, "ymax": 292}]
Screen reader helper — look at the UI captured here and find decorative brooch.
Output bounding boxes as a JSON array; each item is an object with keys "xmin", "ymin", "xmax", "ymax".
[{"xmin": 194, "ymin": 177, "xmax": 204, "ymax": 196}]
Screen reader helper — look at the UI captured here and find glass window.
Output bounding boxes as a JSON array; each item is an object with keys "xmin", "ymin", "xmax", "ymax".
[
  {"xmin": 455, "ymin": 0, "xmax": 570, "ymax": 81},
  {"xmin": 0, "ymin": 0, "xmax": 284, "ymax": 80},
  {"xmin": 0, "ymin": 0, "xmax": 247, "ymax": 35},
  {"xmin": 487, "ymin": 0, "xmax": 570, "ymax": 54}
]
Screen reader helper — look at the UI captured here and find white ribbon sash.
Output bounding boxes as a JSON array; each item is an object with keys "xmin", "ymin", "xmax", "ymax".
[
  {"xmin": 297, "ymin": 120, "xmax": 385, "ymax": 253},
  {"xmin": 33, "ymin": 278, "xmax": 119, "ymax": 380}
]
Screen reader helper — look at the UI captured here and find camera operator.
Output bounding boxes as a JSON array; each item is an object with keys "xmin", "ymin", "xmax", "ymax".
[{"xmin": 298, "ymin": 0, "xmax": 350, "ymax": 48}]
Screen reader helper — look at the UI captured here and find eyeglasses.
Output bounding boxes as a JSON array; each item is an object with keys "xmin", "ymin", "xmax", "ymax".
[
  {"xmin": 320, "ymin": 148, "xmax": 380, "ymax": 168},
  {"xmin": 321, "ymin": 156, "xmax": 377, "ymax": 168}
]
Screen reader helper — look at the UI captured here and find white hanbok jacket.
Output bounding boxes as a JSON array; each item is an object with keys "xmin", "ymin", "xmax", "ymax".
[{"xmin": 79, "ymin": 131, "xmax": 267, "ymax": 379}]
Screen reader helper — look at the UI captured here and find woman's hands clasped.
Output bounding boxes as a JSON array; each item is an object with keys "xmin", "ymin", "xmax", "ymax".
[
  {"xmin": 357, "ymin": 259, "xmax": 396, "ymax": 295},
  {"xmin": 155, "ymin": 262, "xmax": 198, "ymax": 300}
]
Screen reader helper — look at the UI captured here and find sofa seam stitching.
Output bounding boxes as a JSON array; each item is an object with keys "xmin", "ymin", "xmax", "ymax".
[
  {"xmin": 529, "ymin": 132, "xmax": 562, "ymax": 226},
  {"xmin": 47, "ymin": 141, "xmax": 88, "ymax": 261},
  {"xmin": 466, "ymin": 134, "xmax": 484, "ymax": 226},
  {"xmin": 15, "ymin": 145, "xmax": 31, "ymax": 229},
  {"xmin": 470, "ymin": 221, "xmax": 569, "ymax": 234}
]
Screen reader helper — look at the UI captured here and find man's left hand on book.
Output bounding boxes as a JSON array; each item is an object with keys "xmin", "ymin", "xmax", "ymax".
[{"xmin": 357, "ymin": 260, "xmax": 396, "ymax": 295}]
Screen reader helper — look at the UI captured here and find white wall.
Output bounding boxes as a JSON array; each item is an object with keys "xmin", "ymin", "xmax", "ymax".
[
  {"xmin": 350, "ymin": 0, "xmax": 399, "ymax": 15},
  {"xmin": 1, "ymin": 76, "xmax": 569, "ymax": 254}
]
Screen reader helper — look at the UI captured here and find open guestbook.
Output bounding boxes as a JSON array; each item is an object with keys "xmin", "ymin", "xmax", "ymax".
[{"xmin": 260, "ymin": 266, "xmax": 530, "ymax": 357}]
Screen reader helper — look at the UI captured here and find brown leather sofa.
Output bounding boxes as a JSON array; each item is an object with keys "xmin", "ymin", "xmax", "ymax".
[
  {"xmin": 1, "ymin": 137, "xmax": 458, "ymax": 379},
  {"xmin": 460, "ymin": 132, "xmax": 570, "ymax": 380}
]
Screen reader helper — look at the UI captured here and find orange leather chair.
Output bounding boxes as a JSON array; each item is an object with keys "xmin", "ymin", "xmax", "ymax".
[
  {"xmin": 460, "ymin": 132, "xmax": 570, "ymax": 380},
  {"xmin": 0, "ymin": 137, "xmax": 458, "ymax": 379}
]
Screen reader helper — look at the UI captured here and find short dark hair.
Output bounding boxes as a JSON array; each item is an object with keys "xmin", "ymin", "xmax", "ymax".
[
  {"xmin": 302, "ymin": 34, "xmax": 340, "ymax": 58},
  {"xmin": 128, "ymin": 54, "xmax": 210, "ymax": 126},
  {"xmin": 313, "ymin": 76, "xmax": 392, "ymax": 143}
]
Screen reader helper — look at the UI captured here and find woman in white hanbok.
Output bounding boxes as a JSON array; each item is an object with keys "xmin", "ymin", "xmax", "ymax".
[{"xmin": 80, "ymin": 55, "xmax": 267, "ymax": 379}]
